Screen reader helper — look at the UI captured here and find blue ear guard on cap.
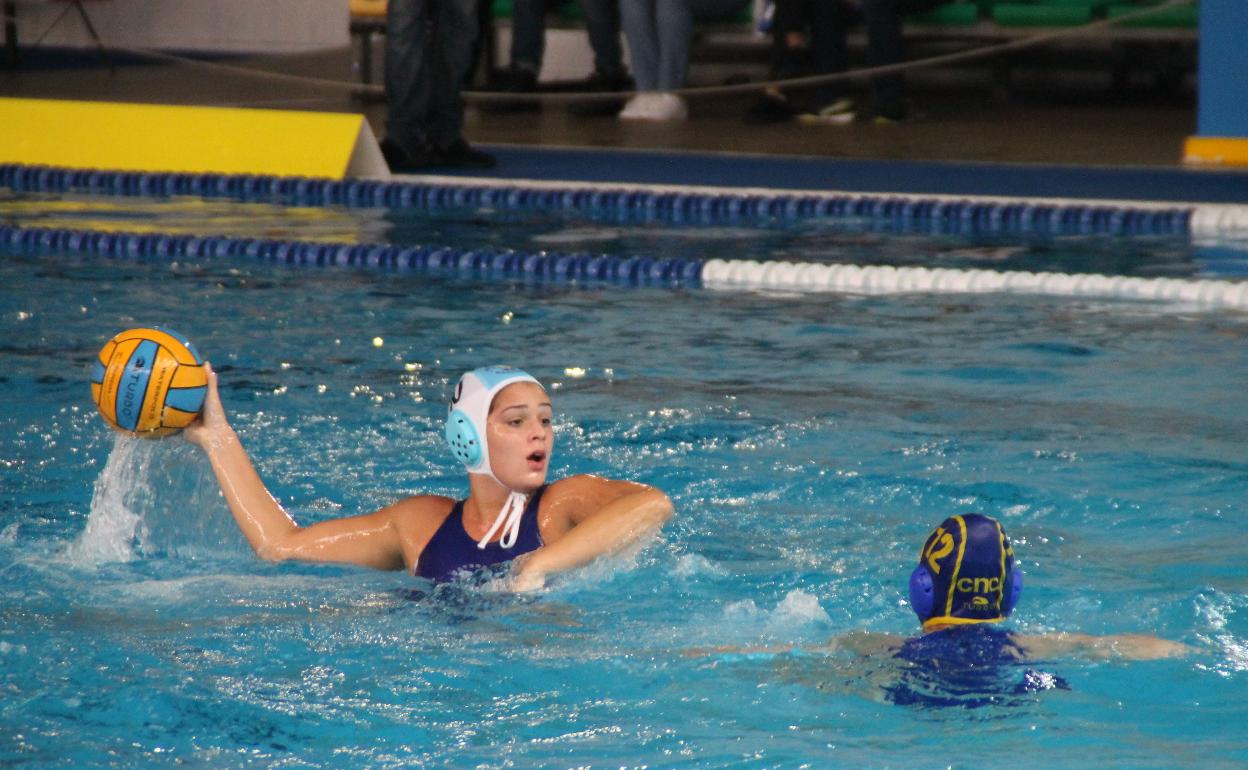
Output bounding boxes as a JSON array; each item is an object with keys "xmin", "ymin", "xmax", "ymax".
[
  {"xmin": 908, "ymin": 513, "xmax": 1023, "ymax": 629},
  {"xmin": 445, "ymin": 411, "xmax": 482, "ymax": 467},
  {"xmin": 909, "ymin": 561, "xmax": 1022, "ymax": 621}
]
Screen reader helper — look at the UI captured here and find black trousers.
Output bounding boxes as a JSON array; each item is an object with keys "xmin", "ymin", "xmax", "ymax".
[{"xmin": 771, "ymin": 0, "xmax": 944, "ymax": 117}]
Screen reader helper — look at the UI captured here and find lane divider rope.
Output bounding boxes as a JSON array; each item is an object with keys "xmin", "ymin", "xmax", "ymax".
[
  {"xmin": 0, "ymin": 223, "xmax": 706, "ymax": 285},
  {"xmin": 701, "ymin": 258, "xmax": 1248, "ymax": 309},
  {"xmin": 3, "ymin": 222, "xmax": 1245, "ymax": 310},
  {"xmin": 1, "ymin": 163, "xmax": 1219, "ymax": 237}
]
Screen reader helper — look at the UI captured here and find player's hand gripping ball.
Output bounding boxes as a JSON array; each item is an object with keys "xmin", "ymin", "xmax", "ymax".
[{"xmin": 91, "ymin": 327, "xmax": 207, "ymax": 437}]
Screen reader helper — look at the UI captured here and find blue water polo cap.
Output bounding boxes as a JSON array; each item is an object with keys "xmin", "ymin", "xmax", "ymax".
[{"xmin": 908, "ymin": 513, "xmax": 1023, "ymax": 632}]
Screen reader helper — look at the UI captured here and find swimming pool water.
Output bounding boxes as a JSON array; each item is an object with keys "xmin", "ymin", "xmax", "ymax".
[{"xmin": 2, "ymin": 202, "xmax": 1247, "ymax": 768}]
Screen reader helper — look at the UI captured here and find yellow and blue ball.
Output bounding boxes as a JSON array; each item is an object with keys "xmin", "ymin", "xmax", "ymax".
[{"xmin": 91, "ymin": 327, "xmax": 207, "ymax": 437}]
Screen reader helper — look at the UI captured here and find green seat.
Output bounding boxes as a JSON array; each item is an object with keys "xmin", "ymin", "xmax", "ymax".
[
  {"xmin": 492, "ymin": 0, "xmax": 587, "ymax": 22},
  {"xmin": 908, "ymin": 1, "xmax": 981, "ymax": 26},
  {"xmin": 1105, "ymin": 2, "xmax": 1198, "ymax": 27},
  {"xmin": 991, "ymin": 3, "xmax": 1094, "ymax": 25},
  {"xmin": 557, "ymin": 0, "xmax": 751, "ymax": 23}
]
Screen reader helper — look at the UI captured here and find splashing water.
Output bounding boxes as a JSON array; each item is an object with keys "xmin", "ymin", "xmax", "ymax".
[
  {"xmin": 722, "ymin": 589, "xmax": 834, "ymax": 638},
  {"xmin": 65, "ymin": 433, "xmax": 232, "ymax": 565},
  {"xmin": 66, "ymin": 434, "xmax": 157, "ymax": 564}
]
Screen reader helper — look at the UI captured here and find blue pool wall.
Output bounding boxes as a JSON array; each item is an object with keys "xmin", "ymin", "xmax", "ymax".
[{"xmin": 1200, "ymin": 0, "xmax": 1248, "ymax": 139}]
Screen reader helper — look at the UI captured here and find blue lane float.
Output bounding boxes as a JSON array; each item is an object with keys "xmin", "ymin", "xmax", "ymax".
[
  {"xmin": 0, "ymin": 223, "xmax": 705, "ymax": 287},
  {"xmin": 4, "ymin": 221, "xmax": 1248, "ymax": 310},
  {"xmin": 0, "ymin": 162, "xmax": 1206, "ymax": 237}
]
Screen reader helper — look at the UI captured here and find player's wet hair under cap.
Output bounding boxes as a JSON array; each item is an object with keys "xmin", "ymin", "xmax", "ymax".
[{"xmin": 909, "ymin": 513, "xmax": 1023, "ymax": 632}]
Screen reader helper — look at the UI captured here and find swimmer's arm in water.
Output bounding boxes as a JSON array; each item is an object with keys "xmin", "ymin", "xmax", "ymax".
[
  {"xmin": 510, "ymin": 474, "xmax": 673, "ymax": 591},
  {"xmin": 184, "ymin": 363, "xmax": 444, "ymax": 570},
  {"xmin": 1010, "ymin": 631, "xmax": 1194, "ymax": 661},
  {"xmin": 684, "ymin": 631, "xmax": 905, "ymax": 660}
]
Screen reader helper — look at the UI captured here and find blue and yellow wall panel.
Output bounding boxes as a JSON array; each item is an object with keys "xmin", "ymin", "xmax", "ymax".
[{"xmin": 1191, "ymin": 0, "xmax": 1248, "ymax": 167}]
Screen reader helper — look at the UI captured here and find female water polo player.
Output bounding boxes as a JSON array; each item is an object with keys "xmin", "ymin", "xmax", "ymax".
[
  {"xmin": 695, "ymin": 513, "xmax": 1189, "ymax": 705},
  {"xmin": 898, "ymin": 513, "xmax": 1188, "ymax": 661},
  {"xmin": 184, "ymin": 365, "xmax": 673, "ymax": 589}
]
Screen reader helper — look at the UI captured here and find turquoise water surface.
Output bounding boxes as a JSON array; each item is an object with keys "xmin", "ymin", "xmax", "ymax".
[{"xmin": 1, "ymin": 195, "xmax": 1247, "ymax": 768}]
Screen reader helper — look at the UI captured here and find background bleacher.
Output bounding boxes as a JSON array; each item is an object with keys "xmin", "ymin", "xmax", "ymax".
[{"xmin": 349, "ymin": 0, "xmax": 1198, "ymax": 92}]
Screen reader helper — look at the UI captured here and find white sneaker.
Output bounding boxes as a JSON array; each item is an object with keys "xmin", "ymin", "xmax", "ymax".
[
  {"xmin": 796, "ymin": 97, "xmax": 856, "ymax": 126},
  {"xmin": 619, "ymin": 92, "xmax": 688, "ymax": 122},
  {"xmin": 618, "ymin": 93, "xmax": 653, "ymax": 120},
  {"xmin": 650, "ymin": 92, "xmax": 688, "ymax": 121}
]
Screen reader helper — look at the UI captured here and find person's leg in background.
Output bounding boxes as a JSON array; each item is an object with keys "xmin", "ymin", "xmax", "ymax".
[
  {"xmin": 504, "ymin": 0, "xmax": 545, "ymax": 89},
  {"xmin": 652, "ymin": 0, "xmax": 694, "ymax": 92},
  {"xmin": 617, "ymin": 0, "xmax": 692, "ymax": 119},
  {"xmin": 580, "ymin": 0, "xmax": 627, "ymax": 83},
  {"xmin": 382, "ymin": 0, "xmax": 436, "ymax": 168},
  {"xmin": 617, "ymin": 0, "xmax": 744, "ymax": 120},
  {"xmin": 480, "ymin": 0, "xmax": 545, "ymax": 112},
  {"xmin": 618, "ymin": 0, "xmax": 659, "ymax": 93},
  {"xmin": 797, "ymin": 0, "xmax": 855, "ymax": 119},
  {"xmin": 749, "ymin": 0, "xmax": 853, "ymax": 122},
  {"xmin": 862, "ymin": 0, "xmax": 942, "ymax": 121},
  {"xmin": 567, "ymin": 0, "xmax": 633, "ymax": 115},
  {"xmin": 746, "ymin": 0, "xmax": 804, "ymax": 121},
  {"xmin": 428, "ymin": 0, "xmax": 497, "ymax": 167}
]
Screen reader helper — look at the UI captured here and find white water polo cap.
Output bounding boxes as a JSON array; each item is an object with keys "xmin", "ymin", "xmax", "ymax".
[{"xmin": 445, "ymin": 366, "xmax": 544, "ymax": 549}]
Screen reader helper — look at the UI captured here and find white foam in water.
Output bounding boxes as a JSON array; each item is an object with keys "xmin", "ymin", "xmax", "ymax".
[
  {"xmin": 67, "ymin": 434, "xmax": 159, "ymax": 564},
  {"xmin": 770, "ymin": 589, "xmax": 833, "ymax": 627},
  {"xmin": 723, "ymin": 589, "xmax": 832, "ymax": 632},
  {"xmin": 671, "ymin": 553, "xmax": 727, "ymax": 578}
]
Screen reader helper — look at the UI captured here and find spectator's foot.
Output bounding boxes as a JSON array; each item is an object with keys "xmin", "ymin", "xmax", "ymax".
[
  {"xmin": 380, "ymin": 137, "xmax": 437, "ymax": 173},
  {"xmin": 619, "ymin": 92, "xmax": 687, "ymax": 122},
  {"xmin": 795, "ymin": 97, "xmax": 857, "ymax": 126},
  {"xmin": 567, "ymin": 69, "xmax": 632, "ymax": 117},
  {"xmin": 481, "ymin": 67, "xmax": 540, "ymax": 113},
  {"xmin": 871, "ymin": 102, "xmax": 909, "ymax": 124},
  {"xmin": 433, "ymin": 139, "xmax": 497, "ymax": 169},
  {"xmin": 744, "ymin": 90, "xmax": 795, "ymax": 124}
]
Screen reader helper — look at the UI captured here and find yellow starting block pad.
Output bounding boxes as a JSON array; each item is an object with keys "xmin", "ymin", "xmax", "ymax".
[
  {"xmin": 1184, "ymin": 136, "xmax": 1248, "ymax": 168},
  {"xmin": 348, "ymin": 0, "xmax": 388, "ymax": 17},
  {"xmin": 0, "ymin": 97, "xmax": 389, "ymax": 179}
]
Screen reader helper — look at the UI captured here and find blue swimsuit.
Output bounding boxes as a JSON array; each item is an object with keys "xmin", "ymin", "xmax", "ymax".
[
  {"xmin": 414, "ymin": 485, "xmax": 547, "ymax": 583},
  {"xmin": 887, "ymin": 624, "xmax": 1069, "ymax": 708}
]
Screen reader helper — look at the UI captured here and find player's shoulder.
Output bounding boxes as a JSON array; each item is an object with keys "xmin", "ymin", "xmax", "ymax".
[{"xmin": 382, "ymin": 493, "xmax": 457, "ymax": 524}]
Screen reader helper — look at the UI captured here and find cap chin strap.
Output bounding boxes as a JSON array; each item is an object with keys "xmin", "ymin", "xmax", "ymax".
[
  {"xmin": 476, "ymin": 488, "xmax": 529, "ymax": 550},
  {"xmin": 921, "ymin": 615, "xmax": 1005, "ymax": 633}
]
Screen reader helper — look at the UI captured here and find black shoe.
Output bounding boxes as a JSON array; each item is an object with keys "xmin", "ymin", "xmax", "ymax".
[
  {"xmin": 567, "ymin": 69, "xmax": 632, "ymax": 117},
  {"xmin": 744, "ymin": 91, "xmax": 796, "ymax": 124},
  {"xmin": 433, "ymin": 139, "xmax": 497, "ymax": 169},
  {"xmin": 872, "ymin": 100, "xmax": 910, "ymax": 124},
  {"xmin": 380, "ymin": 137, "xmax": 437, "ymax": 173},
  {"xmin": 481, "ymin": 67, "xmax": 540, "ymax": 113}
]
